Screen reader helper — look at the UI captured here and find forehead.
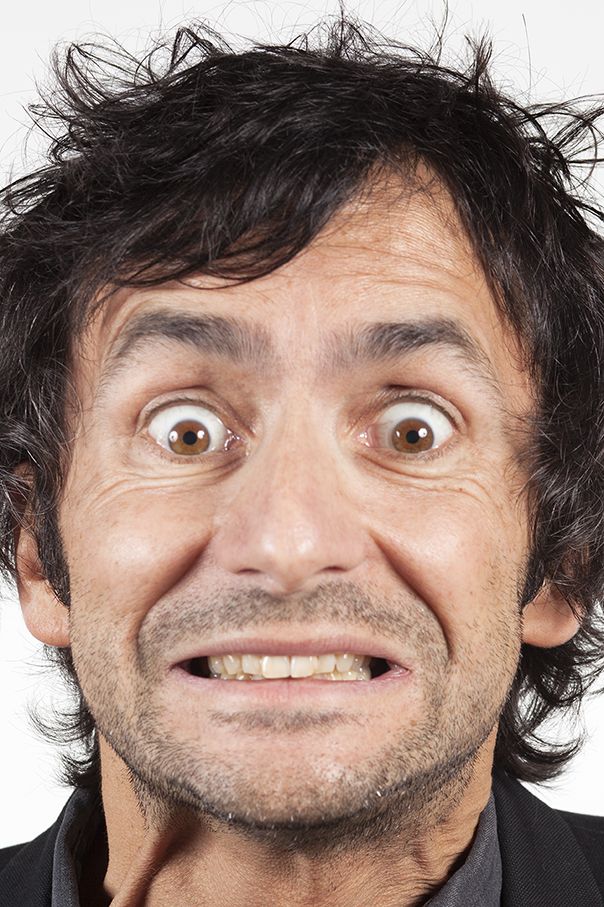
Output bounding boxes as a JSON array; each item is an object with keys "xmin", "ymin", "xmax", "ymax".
[{"xmin": 78, "ymin": 175, "xmax": 529, "ymax": 397}]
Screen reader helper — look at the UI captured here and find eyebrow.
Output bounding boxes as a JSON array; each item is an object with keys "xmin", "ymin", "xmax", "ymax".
[
  {"xmin": 96, "ymin": 308, "xmax": 504, "ymax": 403},
  {"xmin": 97, "ymin": 310, "xmax": 276, "ymax": 400}
]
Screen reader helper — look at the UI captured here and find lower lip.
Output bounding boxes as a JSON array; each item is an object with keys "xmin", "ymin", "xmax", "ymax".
[{"xmin": 169, "ymin": 662, "xmax": 412, "ymax": 705}]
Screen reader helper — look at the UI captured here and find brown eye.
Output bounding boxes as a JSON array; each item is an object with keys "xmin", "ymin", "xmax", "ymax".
[
  {"xmin": 392, "ymin": 418, "xmax": 434, "ymax": 452},
  {"xmin": 369, "ymin": 400, "xmax": 454, "ymax": 455},
  {"xmin": 167, "ymin": 419, "xmax": 210, "ymax": 455},
  {"xmin": 147, "ymin": 403, "xmax": 233, "ymax": 457}
]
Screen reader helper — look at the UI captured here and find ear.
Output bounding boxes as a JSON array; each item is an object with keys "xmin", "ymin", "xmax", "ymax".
[
  {"xmin": 14, "ymin": 494, "xmax": 70, "ymax": 648},
  {"xmin": 521, "ymin": 581, "xmax": 582, "ymax": 648}
]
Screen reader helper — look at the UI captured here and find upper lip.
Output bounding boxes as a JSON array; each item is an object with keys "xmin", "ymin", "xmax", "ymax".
[{"xmin": 169, "ymin": 631, "xmax": 411, "ymax": 670}]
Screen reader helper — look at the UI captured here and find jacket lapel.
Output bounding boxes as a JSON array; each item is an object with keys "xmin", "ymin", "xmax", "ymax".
[{"xmin": 493, "ymin": 770, "xmax": 603, "ymax": 907}]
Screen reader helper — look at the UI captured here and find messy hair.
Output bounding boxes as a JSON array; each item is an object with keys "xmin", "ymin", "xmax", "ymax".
[{"xmin": 1, "ymin": 11, "xmax": 603, "ymax": 792}]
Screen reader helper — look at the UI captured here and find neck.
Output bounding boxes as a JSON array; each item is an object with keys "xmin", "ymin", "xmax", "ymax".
[{"xmin": 91, "ymin": 731, "xmax": 496, "ymax": 907}]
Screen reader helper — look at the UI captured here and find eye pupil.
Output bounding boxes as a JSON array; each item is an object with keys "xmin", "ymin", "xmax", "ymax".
[
  {"xmin": 392, "ymin": 418, "xmax": 434, "ymax": 452},
  {"xmin": 167, "ymin": 419, "xmax": 210, "ymax": 455}
]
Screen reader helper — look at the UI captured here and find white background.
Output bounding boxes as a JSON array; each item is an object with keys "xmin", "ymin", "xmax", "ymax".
[{"xmin": 1, "ymin": 0, "xmax": 604, "ymax": 848}]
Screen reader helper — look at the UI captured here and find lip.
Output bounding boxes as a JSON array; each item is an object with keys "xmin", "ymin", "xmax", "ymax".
[{"xmin": 168, "ymin": 631, "xmax": 412, "ymax": 672}]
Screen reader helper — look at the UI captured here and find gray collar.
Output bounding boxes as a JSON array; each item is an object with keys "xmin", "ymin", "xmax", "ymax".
[{"xmin": 426, "ymin": 789, "xmax": 501, "ymax": 906}]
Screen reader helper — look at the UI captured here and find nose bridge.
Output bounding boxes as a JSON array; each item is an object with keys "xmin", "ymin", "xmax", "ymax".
[{"xmin": 212, "ymin": 398, "xmax": 366, "ymax": 593}]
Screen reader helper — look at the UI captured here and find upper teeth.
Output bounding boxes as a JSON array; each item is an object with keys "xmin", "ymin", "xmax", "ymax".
[{"xmin": 209, "ymin": 653, "xmax": 371, "ymax": 679}]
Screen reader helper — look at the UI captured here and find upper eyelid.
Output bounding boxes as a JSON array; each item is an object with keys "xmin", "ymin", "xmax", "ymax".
[
  {"xmin": 142, "ymin": 394, "xmax": 232, "ymax": 428},
  {"xmin": 142, "ymin": 390, "xmax": 458, "ymax": 426},
  {"xmin": 363, "ymin": 389, "xmax": 461, "ymax": 432}
]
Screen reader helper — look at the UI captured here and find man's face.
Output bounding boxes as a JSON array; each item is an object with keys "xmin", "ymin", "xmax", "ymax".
[{"xmin": 58, "ymin": 180, "xmax": 533, "ymax": 843}]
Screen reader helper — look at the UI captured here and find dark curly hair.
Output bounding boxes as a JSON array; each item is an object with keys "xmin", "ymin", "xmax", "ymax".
[{"xmin": 1, "ymin": 10, "xmax": 604, "ymax": 794}]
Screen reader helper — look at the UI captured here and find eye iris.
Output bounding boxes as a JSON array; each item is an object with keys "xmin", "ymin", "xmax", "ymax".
[
  {"xmin": 168, "ymin": 419, "xmax": 210, "ymax": 455},
  {"xmin": 392, "ymin": 419, "xmax": 434, "ymax": 452}
]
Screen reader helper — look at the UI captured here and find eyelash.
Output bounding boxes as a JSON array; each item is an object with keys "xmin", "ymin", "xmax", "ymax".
[{"xmin": 140, "ymin": 389, "xmax": 459, "ymax": 465}]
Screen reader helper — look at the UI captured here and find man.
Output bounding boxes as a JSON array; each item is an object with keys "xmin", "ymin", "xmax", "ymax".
[{"xmin": 0, "ymin": 13, "xmax": 603, "ymax": 907}]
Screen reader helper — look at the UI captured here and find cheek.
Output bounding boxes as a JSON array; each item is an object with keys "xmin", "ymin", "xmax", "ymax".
[
  {"xmin": 368, "ymin": 485, "xmax": 523, "ymax": 659},
  {"xmin": 62, "ymin": 480, "xmax": 217, "ymax": 629}
]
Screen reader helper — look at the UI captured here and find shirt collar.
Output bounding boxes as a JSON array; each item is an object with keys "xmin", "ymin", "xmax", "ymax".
[{"xmin": 426, "ymin": 789, "xmax": 501, "ymax": 906}]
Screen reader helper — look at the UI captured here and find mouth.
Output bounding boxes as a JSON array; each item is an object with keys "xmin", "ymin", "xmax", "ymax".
[
  {"xmin": 168, "ymin": 633, "xmax": 413, "ymax": 706},
  {"xmin": 177, "ymin": 653, "xmax": 402, "ymax": 682}
]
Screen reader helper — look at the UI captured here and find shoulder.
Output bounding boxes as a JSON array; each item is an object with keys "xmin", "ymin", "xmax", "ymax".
[
  {"xmin": 493, "ymin": 768, "xmax": 604, "ymax": 840},
  {"xmin": 0, "ymin": 826, "xmax": 59, "ymax": 906},
  {"xmin": 555, "ymin": 807, "xmax": 604, "ymax": 835},
  {"xmin": 0, "ymin": 801, "xmax": 72, "ymax": 904},
  {"xmin": 555, "ymin": 806, "xmax": 604, "ymax": 883},
  {"xmin": 0, "ymin": 840, "xmax": 27, "ymax": 871},
  {"xmin": 0, "ymin": 799, "xmax": 71, "ymax": 872},
  {"xmin": 0, "ymin": 786, "xmax": 105, "ymax": 906},
  {"xmin": 493, "ymin": 770, "xmax": 604, "ymax": 903}
]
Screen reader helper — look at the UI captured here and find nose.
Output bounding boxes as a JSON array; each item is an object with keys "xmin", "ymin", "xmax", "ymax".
[{"xmin": 210, "ymin": 408, "xmax": 366, "ymax": 595}]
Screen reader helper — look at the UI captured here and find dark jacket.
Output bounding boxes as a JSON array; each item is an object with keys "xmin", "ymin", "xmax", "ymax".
[{"xmin": 0, "ymin": 770, "xmax": 602, "ymax": 906}]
